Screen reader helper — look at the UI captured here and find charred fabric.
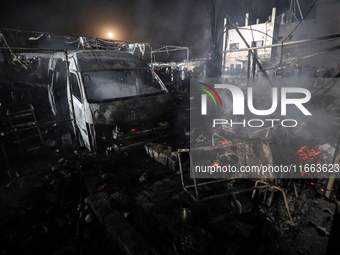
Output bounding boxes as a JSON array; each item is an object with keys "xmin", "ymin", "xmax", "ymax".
[{"xmin": 1, "ymin": 29, "xmax": 340, "ymax": 255}]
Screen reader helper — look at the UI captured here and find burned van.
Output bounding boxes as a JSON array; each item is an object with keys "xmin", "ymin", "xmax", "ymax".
[{"xmin": 48, "ymin": 50, "xmax": 172, "ymax": 154}]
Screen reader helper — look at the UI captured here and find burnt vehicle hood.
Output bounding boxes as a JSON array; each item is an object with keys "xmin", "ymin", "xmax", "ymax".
[{"xmin": 89, "ymin": 92, "xmax": 172, "ymax": 125}]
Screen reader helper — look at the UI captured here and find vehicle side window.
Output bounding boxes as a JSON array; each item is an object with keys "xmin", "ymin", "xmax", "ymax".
[{"xmin": 71, "ymin": 73, "xmax": 81, "ymax": 100}]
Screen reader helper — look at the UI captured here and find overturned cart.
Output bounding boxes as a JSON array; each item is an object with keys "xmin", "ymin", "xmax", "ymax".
[{"xmin": 48, "ymin": 50, "xmax": 172, "ymax": 154}]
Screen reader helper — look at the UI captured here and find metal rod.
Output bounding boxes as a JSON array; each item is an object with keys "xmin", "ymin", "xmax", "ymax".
[
  {"xmin": 252, "ymin": 180, "xmax": 293, "ymax": 222},
  {"xmin": 247, "ymin": 51, "xmax": 251, "ymax": 85},
  {"xmin": 177, "ymin": 149, "xmax": 198, "ymax": 201},
  {"xmin": 184, "ymin": 177, "xmax": 238, "ymax": 188},
  {"xmin": 151, "ymin": 47, "xmax": 189, "ymax": 54},
  {"xmin": 222, "ymin": 17, "xmax": 227, "ymax": 76},
  {"xmin": 150, "ymin": 46, "xmax": 153, "ymax": 65},
  {"xmin": 200, "ymin": 184, "xmax": 271, "ymax": 201},
  {"xmin": 221, "ymin": 33, "xmax": 340, "ymax": 53},
  {"xmin": 295, "ymin": 0, "xmax": 304, "ymax": 21},
  {"xmin": 189, "ymin": 152, "xmax": 200, "ymax": 201},
  {"xmin": 272, "ymin": 185, "xmax": 293, "ymax": 222},
  {"xmin": 0, "ymin": 47, "xmax": 67, "ymax": 51},
  {"xmin": 252, "ymin": 180, "xmax": 261, "ymax": 198},
  {"xmin": 326, "ymin": 133, "xmax": 340, "ymax": 198},
  {"xmin": 190, "ymin": 138, "xmax": 269, "ymax": 152},
  {"xmin": 325, "ymin": 173, "xmax": 335, "ymax": 199},
  {"xmin": 293, "ymin": 183, "xmax": 299, "ymax": 198},
  {"xmin": 186, "ymin": 47, "xmax": 189, "ymax": 64},
  {"xmin": 39, "ymin": 119, "xmax": 73, "ymax": 126}
]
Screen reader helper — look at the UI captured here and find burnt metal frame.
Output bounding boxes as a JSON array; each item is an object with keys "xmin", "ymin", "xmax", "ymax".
[
  {"xmin": 177, "ymin": 143, "xmax": 294, "ymax": 222},
  {"xmin": 252, "ymin": 180, "xmax": 293, "ymax": 221},
  {"xmin": 177, "ymin": 148, "xmax": 272, "ymax": 202},
  {"xmin": 150, "ymin": 45, "xmax": 189, "ymax": 65}
]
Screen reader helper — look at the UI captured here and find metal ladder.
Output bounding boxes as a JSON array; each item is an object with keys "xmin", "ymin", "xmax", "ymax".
[{"xmin": 6, "ymin": 104, "xmax": 44, "ymax": 152}]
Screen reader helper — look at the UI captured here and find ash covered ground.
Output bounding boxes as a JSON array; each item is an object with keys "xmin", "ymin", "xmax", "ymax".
[{"xmin": 1, "ymin": 78, "xmax": 340, "ymax": 255}]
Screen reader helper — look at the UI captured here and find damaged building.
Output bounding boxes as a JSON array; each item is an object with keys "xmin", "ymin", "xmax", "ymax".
[
  {"xmin": 2, "ymin": 0, "xmax": 340, "ymax": 254},
  {"xmin": 223, "ymin": 0, "xmax": 340, "ymax": 77}
]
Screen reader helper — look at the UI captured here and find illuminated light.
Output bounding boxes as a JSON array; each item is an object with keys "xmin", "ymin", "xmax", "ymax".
[
  {"xmin": 108, "ymin": 32, "xmax": 113, "ymax": 38},
  {"xmin": 311, "ymin": 182, "xmax": 316, "ymax": 186},
  {"xmin": 321, "ymin": 188, "xmax": 325, "ymax": 192},
  {"xmin": 130, "ymin": 128, "xmax": 137, "ymax": 133}
]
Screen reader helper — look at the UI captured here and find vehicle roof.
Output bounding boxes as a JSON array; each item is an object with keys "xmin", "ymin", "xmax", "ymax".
[{"xmin": 63, "ymin": 50, "xmax": 150, "ymax": 71}]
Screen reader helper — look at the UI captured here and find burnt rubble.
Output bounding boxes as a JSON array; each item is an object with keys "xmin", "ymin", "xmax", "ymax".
[
  {"xmin": 2, "ymin": 32, "xmax": 340, "ymax": 255},
  {"xmin": 1, "ymin": 82, "xmax": 339, "ymax": 255}
]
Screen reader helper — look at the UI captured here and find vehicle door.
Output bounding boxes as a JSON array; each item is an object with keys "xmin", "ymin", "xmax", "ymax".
[{"xmin": 70, "ymin": 71, "xmax": 91, "ymax": 150}]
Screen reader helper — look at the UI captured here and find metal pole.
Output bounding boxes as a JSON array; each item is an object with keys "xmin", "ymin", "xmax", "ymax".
[
  {"xmin": 186, "ymin": 47, "xmax": 189, "ymax": 63},
  {"xmin": 247, "ymin": 51, "xmax": 251, "ymax": 85},
  {"xmin": 221, "ymin": 33, "xmax": 340, "ymax": 53},
  {"xmin": 222, "ymin": 17, "xmax": 227, "ymax": 76},
  {"xmin": 296, "ymin": 0, "xmax": 303, "ymax": 20},
  {"xmin": 326, "ymin": 135, "xmax": 340, "ymax": 198},
  {"xmin": 224, "ymin": 11, "xmax": 274, "ymax": 86},
  {"xmin": 150, "ymin": 47, "xmax": 153, "ymax": 66},
  {"xmin": 189, "ymin": 151, "xmax": 200, "ymax": 201}
]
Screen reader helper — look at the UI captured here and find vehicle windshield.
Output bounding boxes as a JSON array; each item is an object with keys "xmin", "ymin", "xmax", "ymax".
[{"xmin": 82, "ymin": 69, "xmax": 165, "ymax": 101}]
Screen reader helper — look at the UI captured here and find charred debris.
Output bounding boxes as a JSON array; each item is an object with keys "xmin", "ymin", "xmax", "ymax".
[{"xmin": 1, "ymin": 27, "xmax": 340, "ymax": 255}]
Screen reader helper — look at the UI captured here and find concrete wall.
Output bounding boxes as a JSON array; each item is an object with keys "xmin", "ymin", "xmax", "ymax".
[{"xmin": 224, "ymin": 8, "xmax": 276, "ymax": 75}]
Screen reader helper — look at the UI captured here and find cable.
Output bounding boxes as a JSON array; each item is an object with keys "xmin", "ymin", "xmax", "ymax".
[
  {"xmin": 282, "ymin": 0, "xmax": 318, "ymax": 43},
  {"xmin": 279, "ymin": 0, "xmax": 319, "ymax": 65},
  {"xmin": 237, "ymin": 27, "xmax": 278, "ymax": 43}
]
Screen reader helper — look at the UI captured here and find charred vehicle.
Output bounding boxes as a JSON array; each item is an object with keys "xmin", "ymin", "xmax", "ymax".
[{"xmin": 48, "ymin": 50, "xmax": 172, "ymax": 154}]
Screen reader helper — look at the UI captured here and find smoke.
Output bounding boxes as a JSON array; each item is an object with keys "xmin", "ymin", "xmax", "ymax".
[
  {"xmin": 1, "ymin": 0, "xmax": 335, "ymax": 59},
  {"xmin": 0, "ymin": 0, "xmax": 211, "ymax": 58},
  {"xmin": 130, "ymin": 0, "xmax": 211, "ymax": 57}
]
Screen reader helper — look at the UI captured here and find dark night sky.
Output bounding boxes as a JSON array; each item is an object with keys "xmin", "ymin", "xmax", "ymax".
[{"xmin": 0, "ymin": 0, "xmax": 315, "ymax": 57}]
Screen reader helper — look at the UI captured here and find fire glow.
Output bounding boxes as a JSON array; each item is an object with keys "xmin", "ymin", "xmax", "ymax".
[
  {"xmin": 297, "ymin": 145, "xmax": 322, "ymax": 162},
  {"xmin": 211, "ymin": 162, "xmax": 220, "ymax": 167},
  {"xmin": 218, "ymin": 140, "xmax": 232, "ymax": 150}
]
